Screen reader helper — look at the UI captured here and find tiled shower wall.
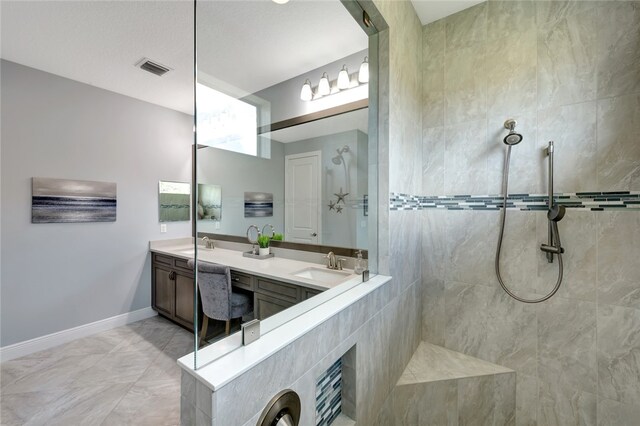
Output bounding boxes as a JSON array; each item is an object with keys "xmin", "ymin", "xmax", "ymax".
[{"xmin": 421, "ymin": 2, "xmax": 640, "ymax": 425}]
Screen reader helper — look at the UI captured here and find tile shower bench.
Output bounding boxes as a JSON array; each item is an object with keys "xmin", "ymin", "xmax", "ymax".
[{"xmin": 386, "ymin": 342, "xmax": 516, "ymax": 425}]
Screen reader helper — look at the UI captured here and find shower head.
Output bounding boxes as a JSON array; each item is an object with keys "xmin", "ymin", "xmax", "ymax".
[
  {"xmin": 504, "ymin": 132, "xmax": 523, "ymax": 145},
  {"xmin": 503, "ymin": 119, "xmax": 523, "ymax": 145},
  {"xmin": 332, "ymin": 146, "xmax": 351, "ymax": 164}
]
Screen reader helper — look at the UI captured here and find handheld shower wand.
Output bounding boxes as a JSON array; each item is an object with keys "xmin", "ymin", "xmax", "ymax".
[{"xmin": 495, "ymin": 120, "xmax": 565, "ymax": 303}]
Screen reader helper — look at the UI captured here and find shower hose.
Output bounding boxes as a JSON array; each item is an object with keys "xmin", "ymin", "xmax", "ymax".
[{"xmin": 495, "ymin": 145, "xmax": 563, "ymax": 304}]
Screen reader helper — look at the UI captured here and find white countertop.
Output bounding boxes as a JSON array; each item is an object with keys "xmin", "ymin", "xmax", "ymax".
[{"xmin": 149, "ymin": 238, "xmax": 358, "ymax": 292}]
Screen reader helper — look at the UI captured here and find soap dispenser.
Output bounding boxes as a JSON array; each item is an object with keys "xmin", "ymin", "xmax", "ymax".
[{"xmin": 354, "ymin": 250, "xmax": 366, "ymax": 274}]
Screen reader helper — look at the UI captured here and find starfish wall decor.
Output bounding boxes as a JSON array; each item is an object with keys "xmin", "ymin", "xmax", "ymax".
[{"xmin": 334, "ymin": 187, "xmax": 349, "ymax": 204}]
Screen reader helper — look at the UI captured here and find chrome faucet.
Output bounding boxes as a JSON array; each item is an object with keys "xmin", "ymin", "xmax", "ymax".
[
  {"xmin": 201, "ymin": 236, "xmax": 214, "ymax": 249},
  {"xmin": 325, "ymin": 252, "xmax": 346, "ymax": 270},
  {"xmin": 325, "ymin": 251, "xmax": 337, "ymax": 269}
]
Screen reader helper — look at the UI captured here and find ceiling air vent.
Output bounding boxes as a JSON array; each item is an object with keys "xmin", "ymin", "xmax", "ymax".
[{"xmin": 136, "ymin": 58, "xmax": 172, "ymax": 77}]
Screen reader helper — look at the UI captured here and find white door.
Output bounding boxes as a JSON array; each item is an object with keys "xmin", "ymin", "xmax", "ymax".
[{"xmin": 285, "ymin": 151, "xmax": 321, "ymax": 244}]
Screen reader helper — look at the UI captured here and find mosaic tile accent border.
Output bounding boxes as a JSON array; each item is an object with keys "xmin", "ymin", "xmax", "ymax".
[
  {"xmin": 390, "ymin": 191, "xmax": 640, "ymax": 211},
  {"xmin": 316, "ymin": 358, "xmax": 342, "ymax": 426}
]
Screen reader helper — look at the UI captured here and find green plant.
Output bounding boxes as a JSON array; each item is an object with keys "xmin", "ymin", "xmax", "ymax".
[
  {"xmin": 272, "ymin": 233, "xmax": 284, "ymax": 241},
  {"xmin": 257, "ymin": 234, "xmax": 271, "ymax": 248}
]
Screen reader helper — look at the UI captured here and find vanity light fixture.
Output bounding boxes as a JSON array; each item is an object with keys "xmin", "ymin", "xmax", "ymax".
[
  {"xmin": 337, "ymin": 65, "xmax": 350, "ymax": 90},
  {"xmin": 300, "ymin": 79, "xmax": 313, "ymax": 101},
  {"xmin": 300, "ymin": 57, "xmax": 369, "ymax": 102},
  {"xmin": 318, "ymin": 73, "xmax": 331, "ymax": 96},
  {"xmin": 358, "ymin": 57, "xmax": 369, "ymax": 83}
]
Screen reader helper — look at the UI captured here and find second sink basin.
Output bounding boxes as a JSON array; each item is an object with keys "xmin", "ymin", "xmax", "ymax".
[{"xmin": 292, "ymin": 267, "xmax": 352, "ymax": 284}]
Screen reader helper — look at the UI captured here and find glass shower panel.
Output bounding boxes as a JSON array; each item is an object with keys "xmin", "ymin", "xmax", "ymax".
[{"xmin": 193, "ymin": 0, "xmax": 374, "ymax": 369}]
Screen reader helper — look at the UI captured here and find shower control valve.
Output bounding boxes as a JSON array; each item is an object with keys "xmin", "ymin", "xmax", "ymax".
[{"xmin": 541, "ymin": 244, "xmax": 564, "ymax": 255}]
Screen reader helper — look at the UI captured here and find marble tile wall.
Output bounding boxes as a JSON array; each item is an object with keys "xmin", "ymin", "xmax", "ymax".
[
  {"xmin": 379, "ymin": 373, "xmax": 516, "ymax": 426},
  {"xmin": 421, "ymin": 2, "xmax": 640, "ymax": 425},
  {"xmin": 370, "ymin": 0, "xmax": 424, "ymax": 421}
]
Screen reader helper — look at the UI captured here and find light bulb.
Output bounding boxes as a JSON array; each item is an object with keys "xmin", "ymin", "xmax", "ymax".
[
  {"xmin": 300, "ymin": 79, "xmax": 312, "ymax": 101},
  {"xmin": 358, "ymin": 57, "xmax": 369, "ymax": 83},
  {"xmin": 318, "ymin": 73, "xmax": 330, "ymax": 96},
  {"xmin": 337, "ymin": 65, "xmax": 350, "ymax": 90}
]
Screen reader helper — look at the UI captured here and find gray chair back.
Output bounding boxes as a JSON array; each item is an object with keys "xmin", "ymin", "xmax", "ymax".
[{"xmin": 187, "ymin": 259, "xmax": 232, "ymax": 321}]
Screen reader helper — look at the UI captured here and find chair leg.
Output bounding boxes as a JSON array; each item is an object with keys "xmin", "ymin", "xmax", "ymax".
[
  {"xmin": 225, "ymin": 319, "xmax": 230, "ymax": 336},
  {"xmin": 200, "ymin": 316, "xmax": 209, "ymax": 347}
]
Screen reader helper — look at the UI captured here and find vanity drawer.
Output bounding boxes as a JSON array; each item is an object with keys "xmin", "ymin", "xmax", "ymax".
[
  {"xmin": 153, "ymin": 254, "xmax": 174, "ymax": 267},
  {"xmin": 302, "ymin": 287, "xmax": 322, "ymax": 300},
  {"xmin": 255, "ymin": 293, "xmax": 296, "ymax": 320},
  {"xmin": 173, "ymin": 257, "xmax": 192, "ymax": 272},
  {"xmin": 255, "ymin": 278, "xmax": 300, "ymax": 302},
  {"xmin": 231, "ymin": 271, "xmax": 253, "ymax": 291}
]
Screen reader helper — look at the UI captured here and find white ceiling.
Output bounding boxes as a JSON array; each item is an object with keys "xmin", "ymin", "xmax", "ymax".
[
  {"xmin": 0, "ymin": 0, "xmax": 367, "ymax": 115},
  {"xmin": 410, "ymin": 0, "xmax": 485, "ymax": 25},
  {"xmin": 1, "ymin": 0, "xmax": 482, "ymax": 116}
]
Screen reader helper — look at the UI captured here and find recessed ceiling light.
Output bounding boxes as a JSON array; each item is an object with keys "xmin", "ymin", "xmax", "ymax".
[{"xmin": 272, "ymin": 0, "xmax": 289, "ymax": 4}]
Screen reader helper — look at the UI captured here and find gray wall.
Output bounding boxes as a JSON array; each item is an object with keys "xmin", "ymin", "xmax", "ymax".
[
  {"xmin": 283, "ymin": 130, "xmax": 367, "ymax": 249},
  {"xmin": 420, "ymin": 2, "xmax": 640, "ymax": 425},
  {"xmin": 196, "ymin": 142, "xmax": 286, "ymax": 237},
  {"xmin": 0, "ymin": 60, "xmax": 193, "ymax": 347},
  {"xmin": 197, "ymin": 129, "xmax": 369, "ymax": 249}
]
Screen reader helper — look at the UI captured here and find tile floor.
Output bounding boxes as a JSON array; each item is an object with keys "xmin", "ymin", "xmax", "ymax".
[{"xmin": 1, "ymin": 315, "xmax": 192, "ymax": 426}]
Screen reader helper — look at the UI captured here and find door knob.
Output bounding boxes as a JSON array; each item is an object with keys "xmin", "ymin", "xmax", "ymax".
[{"xmin": 311, "ymin": 232, "xmax": 317, "ymax": 237}]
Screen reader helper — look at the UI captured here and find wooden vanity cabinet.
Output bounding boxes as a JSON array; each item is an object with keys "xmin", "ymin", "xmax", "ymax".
[
  {"xmin": 253, "ymin": 277, "xmax": 323, "ymax": 320},
  {"xmin": 254, "ymin": 293, "xmax": 295, "ymax": 319},
  {"xmin": 151, "ymin": 253, "xmax": 326, "ymax": 327},
  {"xmin": 151, "ymin": 253, "xmax": 198, "ymax": 330}
]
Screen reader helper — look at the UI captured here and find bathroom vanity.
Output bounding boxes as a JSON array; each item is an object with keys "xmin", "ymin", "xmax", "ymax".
[{"xmin": 149, "ymin": 239, "xmax": 353, "ymax": 331}]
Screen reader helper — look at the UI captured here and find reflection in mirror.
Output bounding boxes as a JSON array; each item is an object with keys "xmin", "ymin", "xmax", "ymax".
[
  {"xmin": 158, "ymin": 181, "xmax": 190, "ymax": 222},
  {"xmin": 197, "ymin": 104, "xmax": 368, "ymax": 249},
  {"xmin": 194, "ymin": 0, "xmax": 373, "ymax": 368},
  {"xmin": 197, "ymin": 184, "xmax": 221, "ymax": 221},
  {"xmin": 196, "ymin": 83, "xmax": 263, "ymax": 157},
  {"xmin": 246, "ymin": 224, "xmax": 260, "ymax": 245}
]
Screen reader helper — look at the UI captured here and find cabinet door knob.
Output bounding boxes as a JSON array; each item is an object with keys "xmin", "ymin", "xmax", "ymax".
[{"xmin": 311, "ymin": 232, "xmax": 317, "ymax": 237}]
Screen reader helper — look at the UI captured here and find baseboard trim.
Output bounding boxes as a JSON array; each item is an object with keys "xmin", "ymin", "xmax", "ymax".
[{"xmin": 0, "ymin": 307, "xmax": 157, "ymax": 362}]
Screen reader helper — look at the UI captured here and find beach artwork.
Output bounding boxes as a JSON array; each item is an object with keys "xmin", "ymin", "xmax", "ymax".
[
  {"xmin": 197, "ymin": 184, "xmax": 222, "ymax": 221},
  {"xmin": 32, "ymin": 177, "xmax": 117, "ymax": 223},
  {"xmin": 159, "ymin": 181, "xmax": 190, "ymax": 222},
  {"xmin": 244, "ymin": 192, "xmax": 273, "ymax": 217}
]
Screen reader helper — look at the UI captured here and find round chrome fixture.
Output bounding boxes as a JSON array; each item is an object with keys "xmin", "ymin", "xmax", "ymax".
[{"xmin": 257, "ymin": 389, "xmax": 301, "ymax": 426}]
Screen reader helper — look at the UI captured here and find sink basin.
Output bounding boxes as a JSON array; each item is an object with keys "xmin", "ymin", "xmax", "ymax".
[
  {"xmin": 175, "ymin": 247, "xmax": 215, "ymax": 256},
  {"xmin": 292, "ymin": 267, "xmax": 352, "ymax": 284}
]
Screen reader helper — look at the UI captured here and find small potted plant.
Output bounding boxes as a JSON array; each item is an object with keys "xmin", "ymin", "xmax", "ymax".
[
  {"xmin": 272, "ymin": 233, "xmax": 284, "ymax": 241},
  {"xmin": 257, "ymin": 234, "xmax": 271, "ymax": 256}
]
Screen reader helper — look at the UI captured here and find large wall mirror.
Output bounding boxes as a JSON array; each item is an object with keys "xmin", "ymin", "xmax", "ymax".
[{"xmin": 193, "ymin": 0, "xmax": 378, "ymax": 368}]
